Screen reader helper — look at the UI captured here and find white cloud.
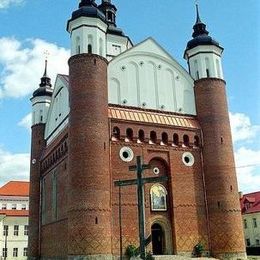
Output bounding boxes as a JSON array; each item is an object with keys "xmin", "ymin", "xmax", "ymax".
[
  {"xmin": 18, "ymin": 113, "xmax": 31, "ymax": 131},
  {"xmin": 229, "ymin": 112, "xmax": 260, "ymax": 143},
  {"xmin": 0, "ymin": 147, "xmax": 30, "ymax": 187},
  {"xmin": 0, "ymin": 0, "xmax": 24, "ymax": 9},
  {"xmin": 0, "ymin": 37, "xmax": 69, "ymax": 99},
  {"xmin": 229, "ymin": 112, "xmax": 260, "ymax": 193},
  {"xmin": 235, "ymin": 147, "xmax": 260, "ymax": 193}
]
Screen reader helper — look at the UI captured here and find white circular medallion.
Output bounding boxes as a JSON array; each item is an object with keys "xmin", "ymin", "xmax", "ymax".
[
  {"xmin": 182, "ymin": 152, "xmax": 195, "ymax": 167},
  {"xmin": 153, "ymin": 167, "xmax": 160, "ymax": 175},
  {"xmin": 119, "ymin": 147, "xmax": 134, "ymax": 162}
]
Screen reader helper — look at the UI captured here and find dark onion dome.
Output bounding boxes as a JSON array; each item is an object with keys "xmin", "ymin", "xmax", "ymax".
[
  {"xmin": 32, "ymin": 60, "xmax": 53, "ymax": 98},
  {"xmin": 185, "ymin": 5, "xmax": 222, "ymax": 51},
  {"xmin": 67, "ymin": 0, "xmax": 106, "ymax": 30},
  {"xmin": 98, "ymin": 0, "xmax": 125, "ymax": 36},
  {"xmin": 107, "ymin": 25, "xmax": 125, "ymax": 36}
]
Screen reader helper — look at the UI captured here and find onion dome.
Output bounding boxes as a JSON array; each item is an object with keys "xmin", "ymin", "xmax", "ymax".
[
  {"xmin": 186, "ymin": 4, "xmax": 221, "ymax": 51},
  {"xmin": 98, "ymin": 0, "xmax": 124, "ymax": 36},
  {"xmin": 67, "ymin": 0, "xmax": 106, "ymax": 28},
  {"xmin": 32, "ymin": 60, "xmax": 53, "ymax": 98}
]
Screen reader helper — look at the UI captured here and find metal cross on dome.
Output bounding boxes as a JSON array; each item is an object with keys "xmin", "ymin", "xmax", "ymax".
[
  {"xmin": 114, "ymin": 156, "xmax": 168, "ymax": 259},
  {"xmin": 44, "ymin": 50, "xmax": 50, "ymax": 61}
]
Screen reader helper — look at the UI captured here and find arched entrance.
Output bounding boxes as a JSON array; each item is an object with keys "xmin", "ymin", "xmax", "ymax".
[{"xmin": 151, "ymin": 223, "xmax": 164, "ymax": 255}]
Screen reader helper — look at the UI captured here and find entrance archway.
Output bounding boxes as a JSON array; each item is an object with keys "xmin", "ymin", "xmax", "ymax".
[{"xmin": 151, "ymin": 223, "xmax": 164, "ymax": 255}]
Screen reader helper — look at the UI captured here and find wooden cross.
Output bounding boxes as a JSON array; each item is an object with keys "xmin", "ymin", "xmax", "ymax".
[{"xmin": 114, "ymin": 156, "xmax": 168, "ymax": 259}]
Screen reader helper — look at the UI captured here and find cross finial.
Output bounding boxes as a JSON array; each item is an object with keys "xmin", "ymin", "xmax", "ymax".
[
  {"xmin": 43, "ymin": 50, "xmax": 50, "ymax": 77},
  {"xmin": 195, "ymin": 1, "xmax": 202, "ymax": 24}
]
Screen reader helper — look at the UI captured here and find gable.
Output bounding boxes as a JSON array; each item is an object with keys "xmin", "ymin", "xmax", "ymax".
[
  {"xmin": 44, "ymin": 75, "xmax": 69, "ymax": 143},
  {"xmin": 108, "ymin": 38, "xmax": 196, "ymax": 115}
]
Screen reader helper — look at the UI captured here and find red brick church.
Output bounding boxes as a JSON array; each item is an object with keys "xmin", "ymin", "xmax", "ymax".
[{"xmin": 28, "ymin": 0, "xmax": 246, "ymax": 259}]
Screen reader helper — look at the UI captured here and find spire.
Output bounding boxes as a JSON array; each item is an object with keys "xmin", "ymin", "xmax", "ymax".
[
  {"xmin": 39, "ymin": 59, "xmax": 52, "ymax": 88},
  {"xmin": 79, "ymin": 0, "xmax": 97, "ymax": 8},
  {"xmin": 43, "ymin": 59, "xmax": 48, "ymax": 78},
  {"xmin": 195, "ymin": 4, "xmax": 201, "ymax": 24},
  {"xmin": 192, "ymin": 4, "xmax": 209, "ymax": 38}
]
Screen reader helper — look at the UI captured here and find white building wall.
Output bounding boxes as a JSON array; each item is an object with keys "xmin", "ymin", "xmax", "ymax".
[
  {"xmin": 31, "ymin": 96, "xmax": 52, "ymax": 125},
  {"xmin": 106, "ymin": 34, "xmax": 132, "ymax": 61},
  {"xmin": 44, "ymin": 76, "xmax": 70, "ymax": 143},
  {"xmin": 68, "ymin": 17, "xmax": 107, "ymax": 57},
  {"xmin": 0, "ymin": 196, "xmax": 29, "ymax": 211},
  {"xmin": 0, "ymin": 216, "xmax": 28, "ymax": 259},
  {"xmin": 243, "ymin": 212, "xmax": 260, "ymax": 247},
  {"xmin": 108, "ymin": 38, "xmax": 196, "ymax": 115},
  {"xmin": 186, "ymin": 45, "xmax": 224, "ymax": 80}
]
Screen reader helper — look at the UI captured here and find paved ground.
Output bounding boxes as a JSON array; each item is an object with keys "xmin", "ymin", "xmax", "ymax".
[{"xmin": 153, "ymin": 257, "xmax": 218, "ymax": 260}]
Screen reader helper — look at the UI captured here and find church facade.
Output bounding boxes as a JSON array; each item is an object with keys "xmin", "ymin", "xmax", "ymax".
[{"xmin": 28, "ymin": 1, "xmax": 246, "ymax": 259}]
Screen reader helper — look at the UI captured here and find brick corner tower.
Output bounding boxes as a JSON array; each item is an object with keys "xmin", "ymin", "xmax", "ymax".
[
  {"xmin": 28, "ymin": 60, "xmax": 53, "ymax": 259},
  {"xmin": 67, "ymin": 0, "xmax": 112, "ymax": 259},
  {"xmin": 184, "ymin": 5, "xmax": 246, "ymax": 260}
]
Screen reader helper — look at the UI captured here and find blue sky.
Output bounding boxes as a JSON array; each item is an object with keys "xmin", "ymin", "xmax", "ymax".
[{"xmin": 0, "ymin": 0, "xmax": 259, "ymax": 193}]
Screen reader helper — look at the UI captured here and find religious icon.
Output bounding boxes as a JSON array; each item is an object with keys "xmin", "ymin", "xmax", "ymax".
[{"xmin": 150, "ymin": 184, "xmax": 167, "ymax": 211}]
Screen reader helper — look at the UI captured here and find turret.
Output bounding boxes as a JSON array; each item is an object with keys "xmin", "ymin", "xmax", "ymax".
[
  {"xmin": 28, "ymin": 61, "xmax": 51, "ymax": 259},
  {"xmin": 67, "ymin": 1, "xmax": 112, "ymax": 258},
  {"xmin": 67, "ymin": 0, "xmax": 108, "ymax": 57},
  {"xmin": 30, "ymin": 59, "xmax": 53, "ymax": 126},
  {"xmin": 186, "ymin": 5, "xmax": 246, "ymax": 259},
  {"xmin": 184, "ymin": 5, "xmax": 224, "ymax": 80},
  {"xmin": 98, "ymin": 0, "xmax": 124, "ymax": 36}
]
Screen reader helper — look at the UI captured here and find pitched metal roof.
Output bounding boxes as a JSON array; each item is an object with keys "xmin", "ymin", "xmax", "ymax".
[{"xmin": 108, "ymin": 106, "xmax": 200, "ymax": 129}]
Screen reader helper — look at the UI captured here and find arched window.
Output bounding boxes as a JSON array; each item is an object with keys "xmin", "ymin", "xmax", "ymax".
[
  {"xmin": 76, "ymin": 36, "xmax": 80, "ymax": 54},
  {"xmin": 161, "ymin": 132, "xmax": 168, "ymax": 145},
  {"xmin": 173, "ymin": 133, "xmax": 179, "ymax": 146},
  {"xmin": 194, "ymin": 60, "xmax": 199, "ymax": 80},
  {"xmin": 150, "ymin": 131, "xmax": 157, "ymax": 144},
  {"xmin": 88, "ymin": 44, "xmax": 92, "ymax": 54},
  {"xmin": 88, "ymin": 35, "xmax": 93, "ymax": 54},
  {"xmin": 183, "ymin": 135, "xmax": 189, "ymax": 147},
  {"xmin": 126, "ymin": 128, "xmax": 133, "ymax": 141},
  {"xmin": 194, "ymin": 136, "xmax": 200, "ymax": 147},
  {"xmin": 205, "ymin": 57, "xmax": 210, "ymax": 78},
  {"xmin": 150, "ymin": 184, "xmax": 167, "ymax": 211},
  {"xmin": 112, "ymin": 127, "xmax": 120, "ymax": 140},
  {"xmin": 107, "ymin": 11, "xmax": 113, "ymax": 22},
  {"xmin": 138, "ymin": 129, "xmax": 145, "ymax": 143}
]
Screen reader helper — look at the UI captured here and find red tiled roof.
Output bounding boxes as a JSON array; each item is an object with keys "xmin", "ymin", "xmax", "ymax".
[
  {"xmin": 244, "ymin": 196, "xmax": 255, "ymax": 203},
  {"xmin": 0, "ymin": 181, "xmax": 29, "ymax": 197},
  {"xmin": 0, "ymin": 210, "xmax": 29, "ymax": 217},
  {"xmin": 240, "ymin": 191, "xmax": 260, "ymax": 214}
]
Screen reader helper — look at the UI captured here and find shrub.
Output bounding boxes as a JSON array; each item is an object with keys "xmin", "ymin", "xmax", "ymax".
[
  {"xmin": 125, "ymin": 245, "xmax": 138, "ymax": 258},
  {"xmin": 194, "ymin": 242, "xmax": 204, "ymax": 257}
]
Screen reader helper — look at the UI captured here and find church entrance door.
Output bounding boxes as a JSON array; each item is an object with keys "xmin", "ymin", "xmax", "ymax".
[{"xmin": 151, "ymin": 223, "xmax": 164, "ymax": 255}]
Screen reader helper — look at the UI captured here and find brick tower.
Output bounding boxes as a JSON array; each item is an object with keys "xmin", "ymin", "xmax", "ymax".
[
  {"xmin": 67, "ymin": 0, "xmax": 112, "ymax": 258},
  {"xmin": 28, "ymin": 60, "xmax": 53, "ymax": 259},
  {"xmin": 185, "ymin": 6, "xmax": 246, "ymax": 259}
]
